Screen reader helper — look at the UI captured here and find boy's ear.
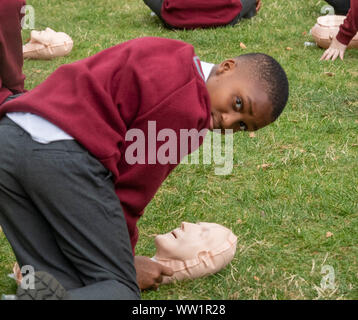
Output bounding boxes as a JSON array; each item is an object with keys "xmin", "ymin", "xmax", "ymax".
[{"xmin": 216, "ymin": 59, "xmax": 237, "ymax": 75}]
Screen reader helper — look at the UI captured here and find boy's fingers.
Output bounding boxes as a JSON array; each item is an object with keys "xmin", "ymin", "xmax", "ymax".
[
  {"xmin": 320, "ymin": 48, "xmax": 332, "ymax": 60},
  {"xmin": 331, "ymin": 50, "xmax": 339, "ymax": 61},
  {"xmin": 161, "ymin": 264, "xmax": 174, "ymax": 276},
  {"xmin": 320, "ymin": 50, "xmax": 329, "ymax": 61},
  {"xmin": 339, "ymin": 51, "xmax": 345, "ymax": 60},
  {"xmin": 154, "ymin": 274, "xmax": 163, "ymax": 283},
  {"xmin": 322, "ymin": 49, "xmax": 336, "ymax": 61}
]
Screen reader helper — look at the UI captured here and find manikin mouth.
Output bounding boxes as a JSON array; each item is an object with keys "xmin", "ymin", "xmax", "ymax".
[{"xmin": 171, "ymin": 231, "xmax": 177, "ymax": 238}]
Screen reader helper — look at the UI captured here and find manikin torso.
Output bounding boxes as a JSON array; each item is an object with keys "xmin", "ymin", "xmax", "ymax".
[
  {"xmin": 23, "ymin": 28, "xmax": 73, "ymax": 59},
  {"xmin": 153, "ymin": 222, "xmax": 237, "ymax": 284}
]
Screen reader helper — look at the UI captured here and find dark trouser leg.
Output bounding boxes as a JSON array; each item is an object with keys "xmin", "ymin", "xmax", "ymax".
[
  {"xmin": 229, "ymin": 0, "xmax": 257, "ymax": 26},
  {"xmin": 0, "ymin": 117, "xmax": 140, "ymax": 300},
  {"xmin": 143, "ymin": 0, "xmax": 163, "ymax": 17},
  {"xmin": 1, "ymin": 93, "xmax": 24, "ymax": 106},
  {"xmin": 4, "ymin": 93, "xmax": 24, "ymax": 102},
  {"xmin": 143, "ymin": 0, "xmax": 174, "ymax": 28},
  {"xmin": 324, "ymin": 0, "xmax": 350, "ymax": 15}
]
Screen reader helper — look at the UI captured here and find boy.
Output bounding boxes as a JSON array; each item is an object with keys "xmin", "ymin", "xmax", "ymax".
[
  {"xmin": 321, "ymin": 0, "xmax": 357, "ymax": 61},
  {"xmin": 0, "ymin": 0, "xmax": 26, "ymax": 105},
  {"xmin": 0, "ymin": 37, "xmax": 288, "ymax": 300},
  {"xmin": 143, "ymin": 0, "xmax": 262, "ymax": 29}
]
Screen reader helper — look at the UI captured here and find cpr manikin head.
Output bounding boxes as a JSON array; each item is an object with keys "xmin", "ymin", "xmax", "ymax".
[
  {"xmin": 23, "ymin": 28, "xmax": 73, "ymax": 59},
  {"xmin": 311, "ymin": 15, "xmax": 358, "ymax": 49},
  {"xmin": 153, "ymin": 222, "xmax": 237, "ymax": 284}
]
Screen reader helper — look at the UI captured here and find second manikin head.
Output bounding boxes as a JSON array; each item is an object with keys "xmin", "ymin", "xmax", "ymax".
[{"xmin": 23, "ymin": 27, "xmax": 73, "ymax": 60}]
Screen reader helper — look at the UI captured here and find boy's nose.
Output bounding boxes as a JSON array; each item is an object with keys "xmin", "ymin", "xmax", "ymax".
[{"xmin": 221, "ymin": 112, "xmax": 239, "ymax": 129}]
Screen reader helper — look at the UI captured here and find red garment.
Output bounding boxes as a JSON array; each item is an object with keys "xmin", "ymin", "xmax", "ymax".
[
  {"xmin": 161, "ymin": 0, "xmax": 242, "ymax": 29},
  {"xmin": 336, "ymin": 0, "xmax": 358, "ymax": 45},
  {"xmin": 0, "ymin": 37, "xmax": 211, "ymax": 252},
  {"xmin": 0, "ymin": 0, "xmax": 26, "ymax": 104}
]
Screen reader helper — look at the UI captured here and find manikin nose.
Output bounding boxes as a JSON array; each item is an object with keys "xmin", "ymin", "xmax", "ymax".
[{"xmin": 181, "ymin": 222, "xmax": 196, "ymax": 231}]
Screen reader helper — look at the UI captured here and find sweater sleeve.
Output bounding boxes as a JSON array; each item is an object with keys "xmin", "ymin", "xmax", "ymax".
[
  {"xmin": 336, "ymin": 0, "xmax": 358, "ymax": 45},
  {"xmin": 0, "ymin": 0, "xmax": 26, "ymax": 104}
]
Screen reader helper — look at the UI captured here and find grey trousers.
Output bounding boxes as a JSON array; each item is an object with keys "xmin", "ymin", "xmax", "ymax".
[
  {"xmin": 143, "ymin": 0, "xmax": 257, "ymax": 27},
  {"xmin": 0, "ymin": 116, "xmax": 140, "ymax": 300},
  {"xmin": 325, "ymin": 0, "xmax": 350, "ymax": 15}
]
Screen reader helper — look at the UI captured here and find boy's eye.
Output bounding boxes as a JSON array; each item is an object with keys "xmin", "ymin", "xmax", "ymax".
[
  {"xmin": 235, "ymin": 98, "xmax": 243, "ymax": 111},
  {"xmin": 239, "ymin": 121, "xmax": 247, "ymax": 131}
]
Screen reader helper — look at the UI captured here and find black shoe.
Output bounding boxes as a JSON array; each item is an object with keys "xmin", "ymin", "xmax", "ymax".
[{"xmin": 16, "ymin": 271, "xmax": 68, "ymax": 300}]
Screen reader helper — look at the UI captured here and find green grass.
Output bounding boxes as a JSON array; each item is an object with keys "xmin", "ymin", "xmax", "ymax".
[{"xmin": 0, "ymin": 0, "xmax": 357, "ymax": 300}]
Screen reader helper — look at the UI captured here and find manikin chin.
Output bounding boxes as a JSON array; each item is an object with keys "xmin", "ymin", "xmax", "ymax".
[{"xmin": 153, "ymin": 222, "xmax": 237, "ymax": 284}]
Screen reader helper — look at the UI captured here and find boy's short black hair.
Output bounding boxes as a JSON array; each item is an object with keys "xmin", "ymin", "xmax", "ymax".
[{"xmin": 236, "ymin": 53, "xmax": 289, "ymax": 121}]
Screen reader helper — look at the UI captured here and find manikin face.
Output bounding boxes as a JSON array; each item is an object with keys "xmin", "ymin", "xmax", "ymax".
[
  {"xmin": 31, "ymin": 28, "xmax": 56, "ymax": 44},
  {"xmin": 30, "ymin": 28, "xmax": 69, "ymax": 45},
  {"xmin": 154, "ymin": 222, "xmax": 237, "ymax": 284},
  {"xmin": 206, "ymin": 59, "xmax": 274, "ymax": 133},
  {"xmin": 155, "ymin": 222, "xmax": 232, "ymax": 261}
]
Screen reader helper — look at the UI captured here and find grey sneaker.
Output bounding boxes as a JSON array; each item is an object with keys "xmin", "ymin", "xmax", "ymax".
[{"xmin": 16, "ymin": 271, "xmax": 68, "ymax": 300}]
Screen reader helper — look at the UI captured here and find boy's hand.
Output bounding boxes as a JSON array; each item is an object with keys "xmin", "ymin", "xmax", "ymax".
[
  {"xmin": 256, "ymin": 0, "xmax": 262, "ymax": 13},
  {"xmin": 320, "ymin": 36, "xmax": 347, "ymax": 61},
  {"xmin": 134, "ymin": 256, "xmax": 174, "ymax": 290}
]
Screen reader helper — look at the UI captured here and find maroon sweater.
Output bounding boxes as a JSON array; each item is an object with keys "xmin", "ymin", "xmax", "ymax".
[
  {"xmin": 0, "ymin": 0, "xmax": 26, "ymax": 104},
  {"xmin": 336, "ymin": 0, "xmax": 358, "ymax": 45},
  {"xmin": 0, "ymin": 37, "xmax": 211, "ymax": 252},
  {"xmin": 161, "ymin": 0, "xmax": 242, "ymax": 29}
]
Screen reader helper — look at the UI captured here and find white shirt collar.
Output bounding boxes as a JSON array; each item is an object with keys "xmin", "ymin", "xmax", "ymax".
[{"xmin": 200, "ymin": 61, "xmax": 215, "ymax": 82}]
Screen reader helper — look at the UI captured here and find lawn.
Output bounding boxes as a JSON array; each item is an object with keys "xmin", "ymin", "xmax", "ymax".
[{"xmin": 0, "ymin": 0, "xmax": 357, "ymax": 300}]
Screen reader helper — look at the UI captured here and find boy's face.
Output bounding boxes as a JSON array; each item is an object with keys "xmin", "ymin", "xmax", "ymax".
[{"xmin": 206, "ymin": 59, "xmax": 274, "ymax": 132}]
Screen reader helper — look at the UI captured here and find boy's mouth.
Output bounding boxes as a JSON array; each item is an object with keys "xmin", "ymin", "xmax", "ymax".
[
  {"xmin": 209, "ymin": 114, "xmax": 214, "ymax": 130},
  {"xmin": 210, "ymin": 113, "xmax": 222, "ymax": 130}
]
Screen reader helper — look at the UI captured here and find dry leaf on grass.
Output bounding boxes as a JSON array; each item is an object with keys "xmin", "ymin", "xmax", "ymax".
[
  {"xmin": 249, "ymin": 132, "xmax": 256, "ymax": 138},
  {"xmin": 326, "ymin": 231, "xmax": 333, "ymax": 238},
  {"xmin": 286, "ymin": 47, "xmax": 293, "ymax": 51},
  {"xmin": 237, "ymin": 219, "xmax": 243, "ymax": 224},
  {"xmin": 257, "ymin": 163, "xmax": 271, "ymax": 170},
  {"xmin": 324, "ymin": 72, "xmax": 335, "ymax": 77},
  {"xmin": 240, "ymin": 42, "xmax": 247, "ymax": 49},
  {"xmin": 348, "ymin": 71, "xmax": 358, "ymax": 77},
  {"xmin": 253, "ymin": 276, "xmax": 260, "ymax": 281}
]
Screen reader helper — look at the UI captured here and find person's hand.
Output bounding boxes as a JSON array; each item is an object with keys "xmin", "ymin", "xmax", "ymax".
[
  {"xmin": 320, "ymin": 36, "xmax": 347, "ymax": 61},
  {"xmin": 134, "ymin": 256, "xmax": 174, "ymax": 290},
  {"xmin": 256, "ymin": 0, "xmax": 262, "ymax": 13}
]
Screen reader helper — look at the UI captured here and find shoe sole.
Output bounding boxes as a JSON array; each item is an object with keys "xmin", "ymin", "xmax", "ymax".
[{"xmin": 16, "ymin": 271, "xmax": 67, "ymax": 300}]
